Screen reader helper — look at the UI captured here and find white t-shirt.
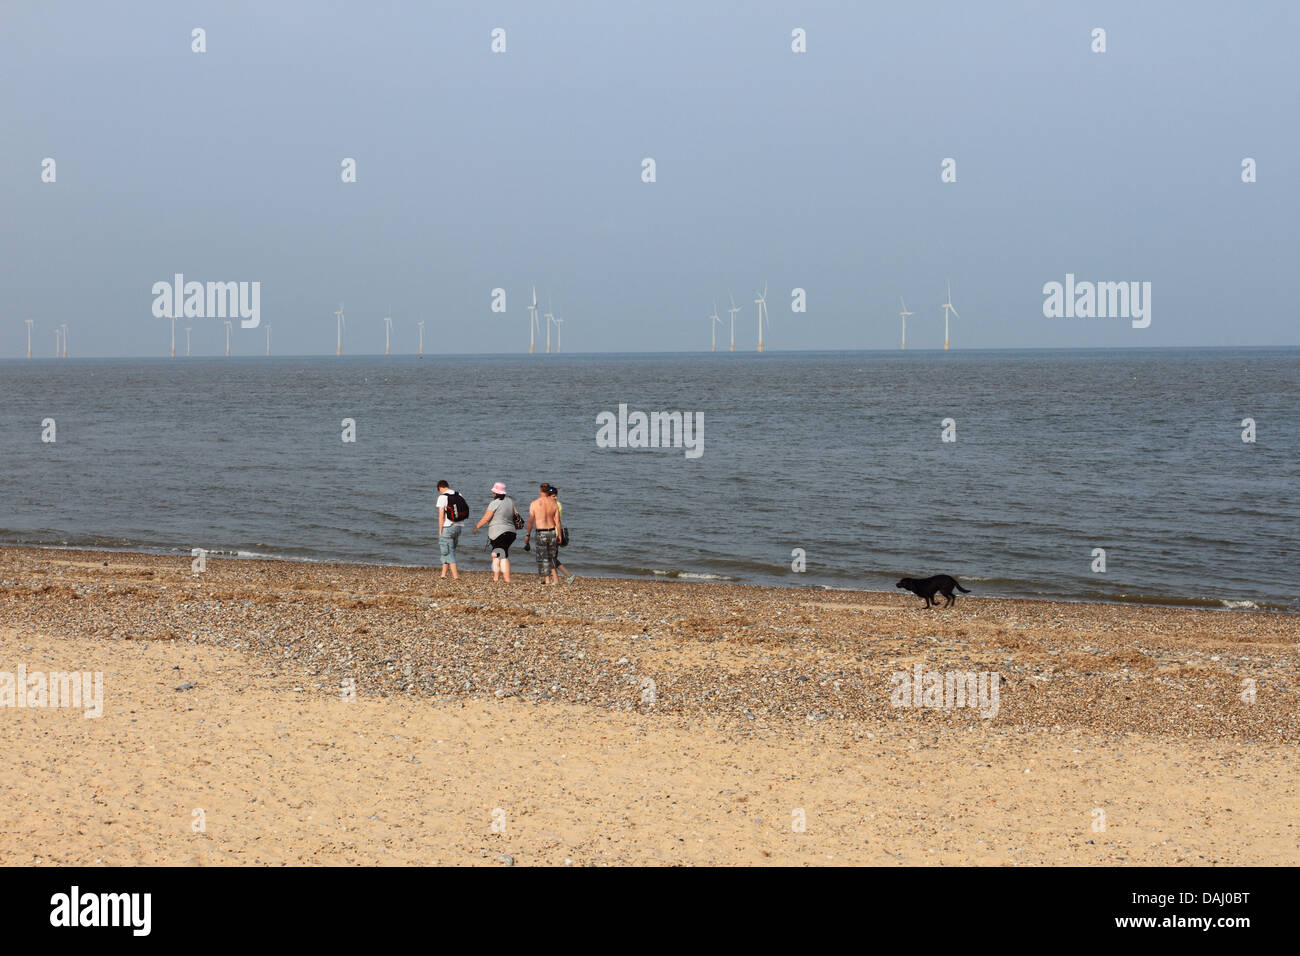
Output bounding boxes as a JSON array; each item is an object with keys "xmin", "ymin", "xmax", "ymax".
[{"xmin": 436, "ymin": 491, "xmax": 466, "ymax": 530}]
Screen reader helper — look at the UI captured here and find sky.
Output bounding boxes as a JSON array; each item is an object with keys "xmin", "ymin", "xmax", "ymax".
[{"xmin": 2, "ymin": 0, "xmax": 1297, "ymax": 357}]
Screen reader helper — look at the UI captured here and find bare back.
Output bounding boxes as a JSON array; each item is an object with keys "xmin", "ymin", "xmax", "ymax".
[{"xmin": 530, "ymin": 495, "xmax": 559, "ymax": 530}]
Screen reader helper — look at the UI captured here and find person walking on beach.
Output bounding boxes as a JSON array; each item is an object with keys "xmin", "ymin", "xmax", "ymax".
[
  {"xmin": 472, "ymin": 481, "xmax": 519, "ymax": 583},
  {"xmin": 547, "ymin": 484, "xmax": 576, "ymax": 584},
  {"xmin": 435, "ymin": 480, "xmax": 468, "ymax": 580},
  {"xmin": 525, "ymin": 482, "xmax": 561, "ymax": 585}
]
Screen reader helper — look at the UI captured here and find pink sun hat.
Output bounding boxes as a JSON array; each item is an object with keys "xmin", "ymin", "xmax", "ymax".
[{"xmin": 491, "ymin": 481, "xmax": 507, "ymax": 495}]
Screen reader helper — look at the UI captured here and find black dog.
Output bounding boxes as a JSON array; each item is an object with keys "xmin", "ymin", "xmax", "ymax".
[{"xmin": 896, "ymin": 575, "xmax": 971, "ymax": 608}]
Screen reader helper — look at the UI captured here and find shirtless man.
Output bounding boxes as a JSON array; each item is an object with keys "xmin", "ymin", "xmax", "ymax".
[{"xmin": 525, "ymin": 482, "xmax": 562, "ymax": 585}]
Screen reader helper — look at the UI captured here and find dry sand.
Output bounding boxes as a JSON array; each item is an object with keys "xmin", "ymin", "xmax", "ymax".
[{"xmin": 1, "ymin": 547, "xmax": 1297, "ymax": 866}]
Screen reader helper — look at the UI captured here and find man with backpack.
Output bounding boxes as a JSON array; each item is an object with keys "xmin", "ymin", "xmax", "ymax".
[{"xmin": 436, "ymin": 480, "xmax": 469, "ymax": 580}]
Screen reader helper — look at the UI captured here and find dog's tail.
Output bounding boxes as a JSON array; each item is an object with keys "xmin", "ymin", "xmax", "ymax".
[{"xmin": 954, "ymin": 580, "xmax": 971, "ymax": 592}]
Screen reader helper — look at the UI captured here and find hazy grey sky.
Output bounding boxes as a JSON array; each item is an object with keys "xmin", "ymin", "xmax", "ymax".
[{"xmin": 3, "ymin": 1, "xmax": 1296, "ymax": 356}]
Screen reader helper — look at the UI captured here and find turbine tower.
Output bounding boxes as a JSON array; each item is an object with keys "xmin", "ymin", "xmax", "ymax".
[
  {"xmin": 185, "ymin": 327, "xmax": 192, "ymax": 357},
  {"xmin": 727, "ymin": 291, "xmax": 740, "ymax": 352},
  {"xmin": 753, "ymin": 282, "xmax": 769, "ymax": 353},
  {"xmin": 899, "ymin": 296, "xmax": 913, "ymax": 350},
  {"xmin": 224, "ymin": 320, "xmax": 232, "ymax": 356},
  {"xmin": 543, "ymin": 297, "xmax": 554, "ymax": 354},
  {"xmin": 266, "ymin": 325, "xmax": 272, "ymax": 356},
  {"xmin": 383, "ymin": 310, "xmax": 392, "ymax": 356},
  {"xmin": 60, "ymin": 323, "xmax": 68, "ymax": 358},
  {"xmin": 169, "ymin": 315, "xmax": 176, "ymax": 358},
  {"xmin": 941, "ymin": 280, "xmax": 960, "ymax": 350},
  {"xmin": 24, "ymin": 319, "xmax": 33, "ymax": 359},
  {"xmin": 527, "ymin": 286, "xmax": 539, "ymax": 354},
  {"xmin": 554, "ymin": 317, "xmax": 564, "ymax": 353},
  {"xmin": 335, "ymin": 304, "xmax": 345, "ymax": 356},
  {"xmin": 709, "ymin": 301, "xmax": 722, "ymax": 351},
  {"xmin": 417, "ymin": 320, "xmax": 425, "ymax": 359}
]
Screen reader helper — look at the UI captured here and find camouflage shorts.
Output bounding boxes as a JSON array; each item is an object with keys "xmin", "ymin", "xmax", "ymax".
[{"xmin": 535, "ymin": 529, "xmax": 559, "ymax": 576}]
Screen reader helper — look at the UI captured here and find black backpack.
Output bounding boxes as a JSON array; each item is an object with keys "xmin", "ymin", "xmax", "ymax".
[{"xmin": 444, "ymin": 491, "xmax": 470, "ymax": 523}]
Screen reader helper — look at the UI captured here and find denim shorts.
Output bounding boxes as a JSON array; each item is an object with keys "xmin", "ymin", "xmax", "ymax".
[{"xmin": 439, "ymin": 525, "xmax": 462, "ymax": 563}]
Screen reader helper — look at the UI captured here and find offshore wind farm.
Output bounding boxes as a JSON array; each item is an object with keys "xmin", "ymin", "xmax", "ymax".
[
  {"xmin": 15, "ymin": 279, "xmax": 992, "ymax": 359},
  {"xmin": 135, "ymin": 277, "xmax": 974, "ymax": 357},
  {"xmin": 118, "ymin": 276, "xmax": 971, "ymax": 358}
]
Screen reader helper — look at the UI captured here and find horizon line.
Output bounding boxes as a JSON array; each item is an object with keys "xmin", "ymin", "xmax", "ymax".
[{"xmin": 3, "ymin": 344, "xmax": 1298, "ymax": 361}]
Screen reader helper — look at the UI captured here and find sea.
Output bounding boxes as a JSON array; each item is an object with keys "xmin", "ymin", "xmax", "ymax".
[{"xmin": 2, "ymin": 348, "xmax": 1296, "ymax": 611}]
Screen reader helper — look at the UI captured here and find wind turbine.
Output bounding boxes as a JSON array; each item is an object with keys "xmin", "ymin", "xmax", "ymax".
[
  {"xmin": 899, "ymin": 296, "xmax": 913, "ymax": 350},
  {"xmin": 265, "ymin": 325, "xmax": 272, "ymax": 356},
  {"xmin": 527, "ymin": 286, "xmax": 539, "ymax": 354},
  {"xmin": 169, "ymin": 314, "xmax": 176, "ymax": 357},
  {"xmin": 554, "ymin": 317, "xmax": 564, "ymax": 353},
  {"xmin": 224, "ymin": 320, "xmax": 232, "ymax": 356},
  {"xmin": 941, "ymin": 280, "xmax": 960, "ymax": 350},
  {"xmin": 709, "ymin": 301, "xmax": 722, "ymax": 351},
  {"xmin": 417, "ymin": 320, "xmax": 425, "ymax": 358},
  {"xmin": 24, "ymin": 319, "xmax": 32, "ymax": 359},
  {"xmin": 335, "ymin": 304, "xmax": 345, "ymax": 356},
  {"xmin": 185, "ymin": 327, "xmax": 192, "ymax": 357},
  {"xmin": 60, "ymin": 323, "xmax": 68, "ymax": 358},
  {"xmin": 727, "ymin": 291, "xmax": 740, "ymax": 352},
  {"xmin": 383, "ymin": 309, "xmax": 392, "ymax": 356},
  {"xmin": 543, "ymin": 296, "xmax": 554, "ymax": 354},
  {"xmin": 753, "ymin": 282, "xmax": 769, "ymax": 353}
]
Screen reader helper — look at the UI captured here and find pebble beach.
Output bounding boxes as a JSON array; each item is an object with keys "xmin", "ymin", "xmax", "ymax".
[{"xmin": 3, "ymin": 546, "xmax": 1298, "ymax": 865}]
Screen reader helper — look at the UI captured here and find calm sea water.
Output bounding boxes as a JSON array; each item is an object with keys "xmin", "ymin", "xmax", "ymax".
[{"xmin": 1, "ymin": 349, "xmax": 1296, "ymax": 610}]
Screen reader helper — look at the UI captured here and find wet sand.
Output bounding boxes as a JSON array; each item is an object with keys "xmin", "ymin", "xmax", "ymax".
[{"xmin": 2, "ymin": 547, "xmax": 1297, "ymax": 865}]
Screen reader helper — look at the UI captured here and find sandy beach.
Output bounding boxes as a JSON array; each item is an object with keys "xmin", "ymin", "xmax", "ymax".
[{"xmin": 2, "ymin": 546, "xmax": 1297, "ymax": 866}]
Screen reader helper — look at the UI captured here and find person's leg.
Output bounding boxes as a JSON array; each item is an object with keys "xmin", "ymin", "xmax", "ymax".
[
  {"xmin": 501, "ymin": 533, "xmax": 515, "ymax": 582},
  {"xmin": 448, "ymin": 527, "xmax": 460, "ymax": 580},
  {"xmin": 537, "ymin": 530, "xmax": 554, "ymax": 583},
  {"xmin": 439, "ymin": 530, "xmax": 452, "ymax": 577},
  {"xmin": 547, "ymin": 534, "xmax": 560, "ymax": 584},
  {"xmin": 554, "ymin": 535, "xmax": 574, "ymax": 581}
]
